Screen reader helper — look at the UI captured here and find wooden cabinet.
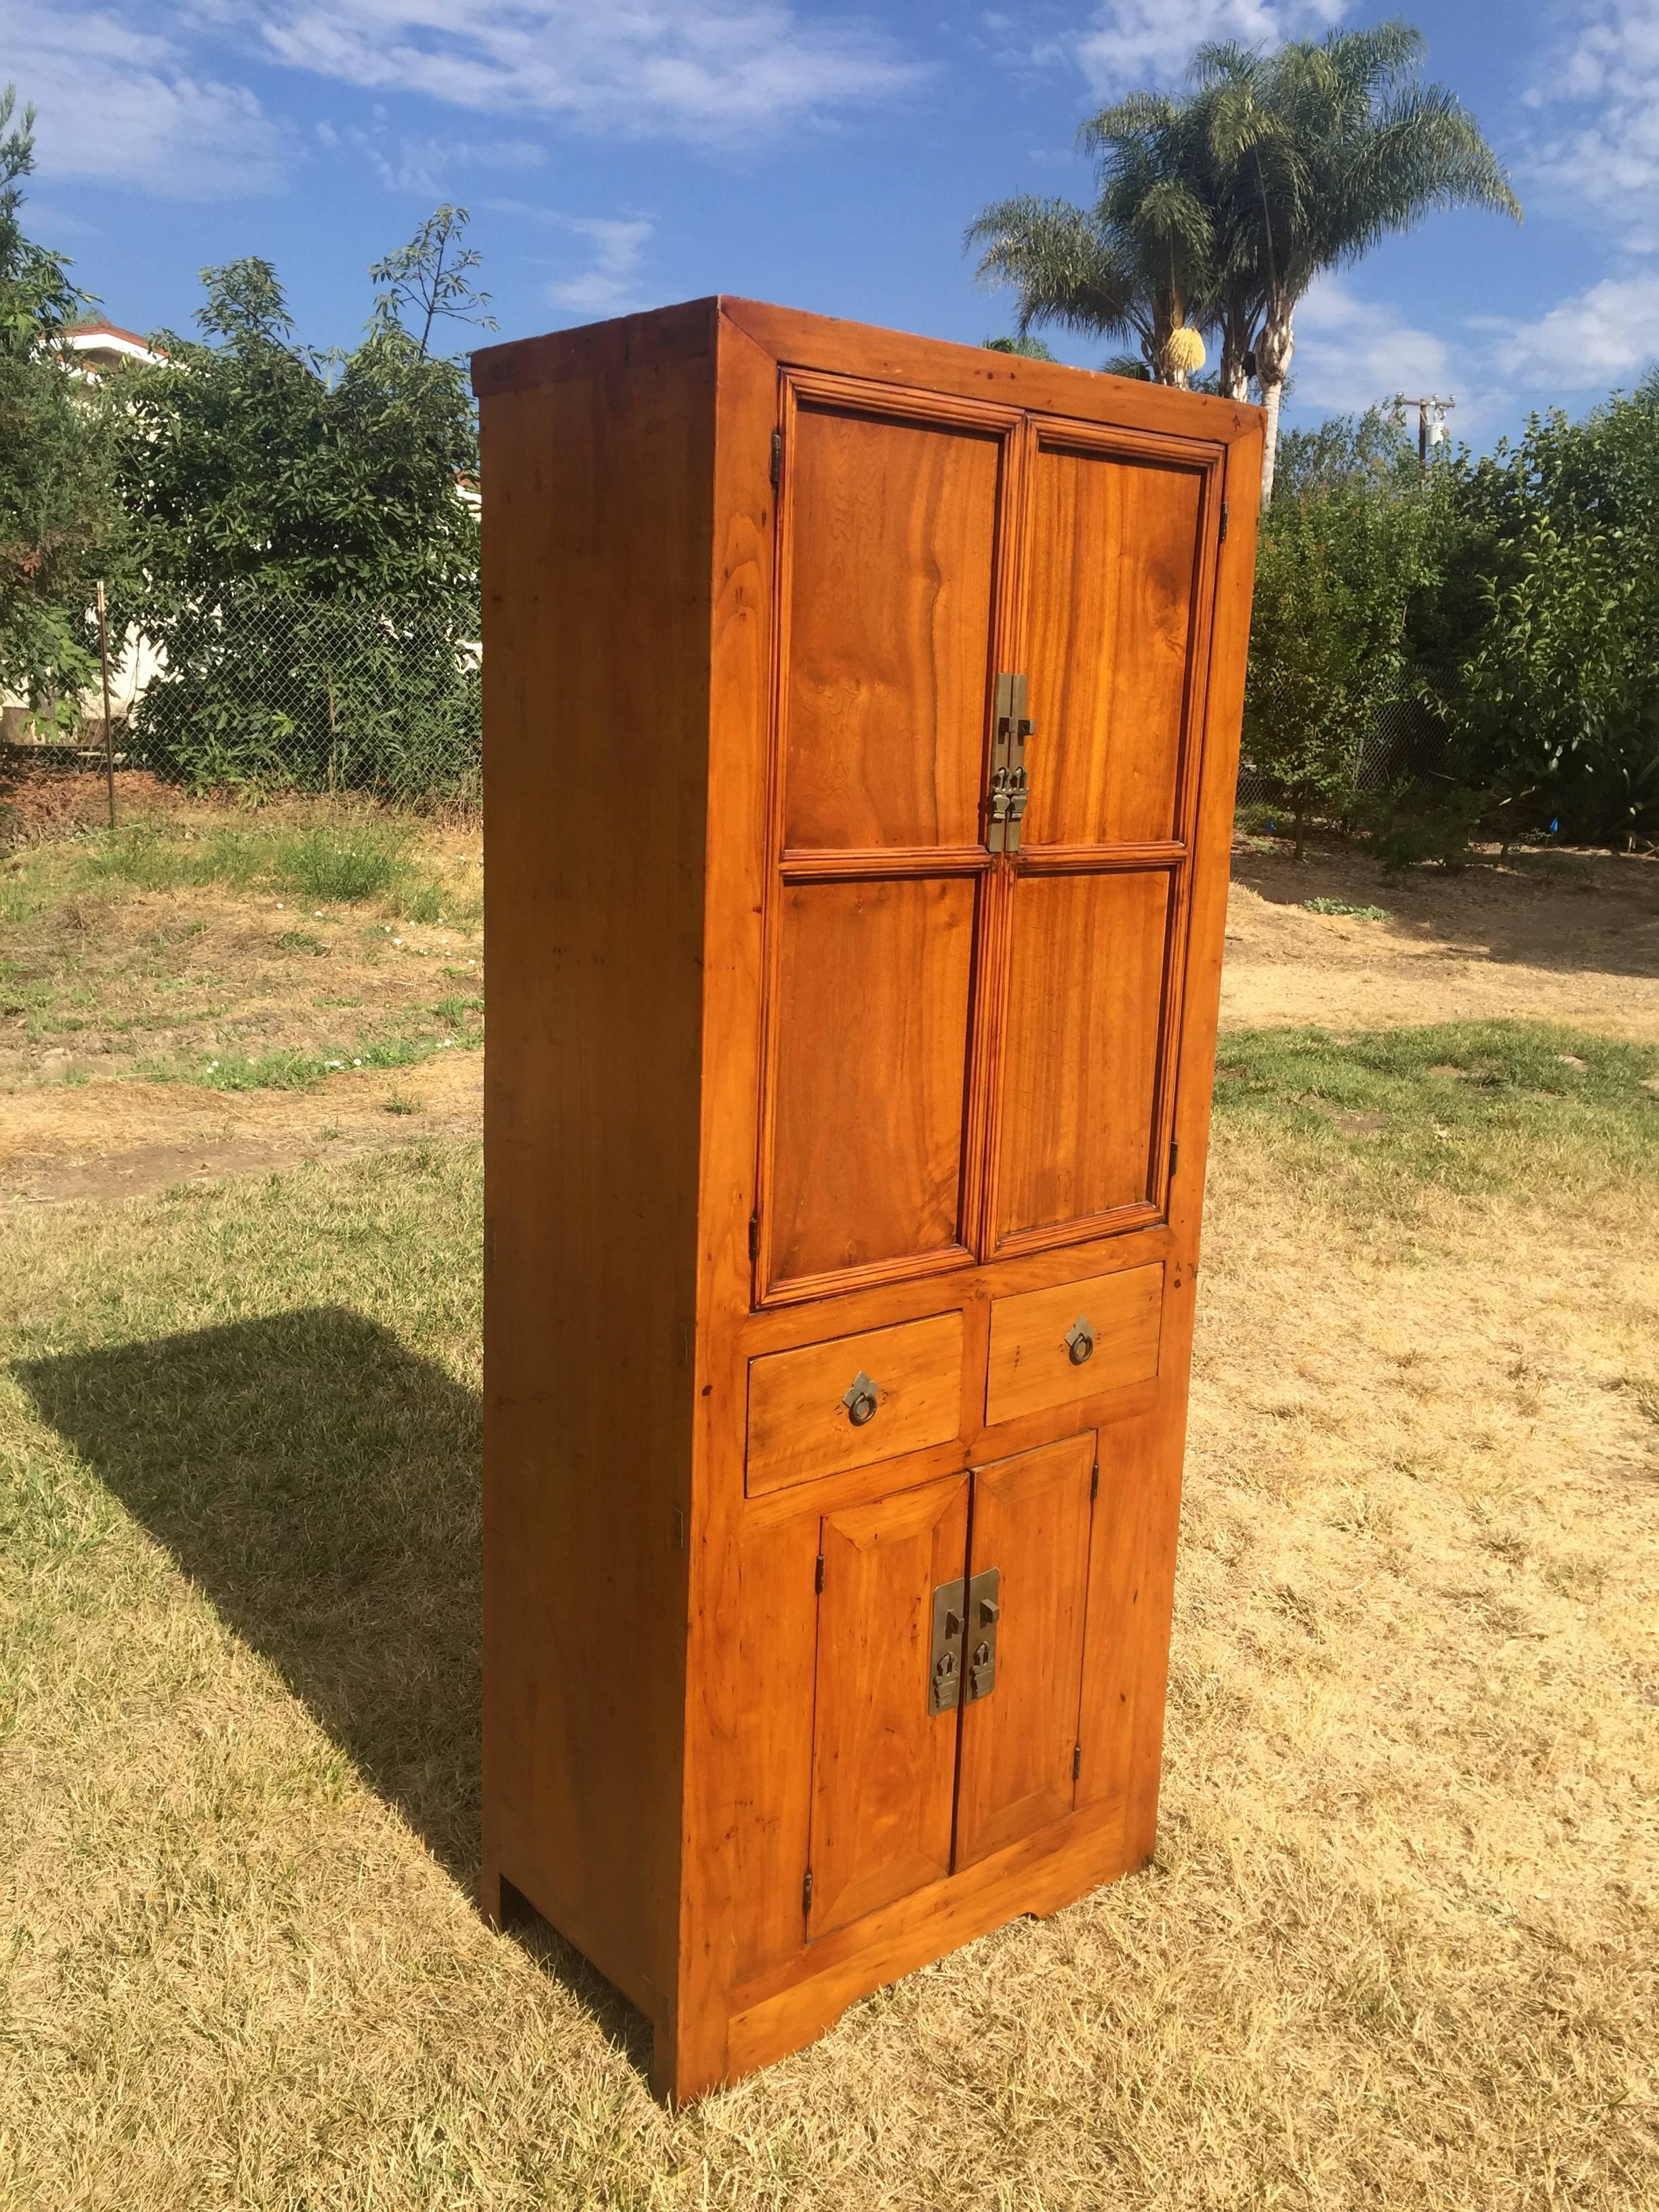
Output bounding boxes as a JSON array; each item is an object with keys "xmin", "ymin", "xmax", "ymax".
[{"xmin": 473, "ymin": 298, "xmax": 1262, "ymax": 2100}]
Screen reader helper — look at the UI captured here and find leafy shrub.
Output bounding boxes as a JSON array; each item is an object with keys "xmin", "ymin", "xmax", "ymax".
[{"xmin": 1353, "ymin": 779, "xmax": 1488, "ymax": 875}]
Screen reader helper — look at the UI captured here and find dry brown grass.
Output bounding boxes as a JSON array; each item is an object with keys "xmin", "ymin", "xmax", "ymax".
[{"xmin": 2, "ymin": 1085, "xmax": 1656, "ymax": 2204}]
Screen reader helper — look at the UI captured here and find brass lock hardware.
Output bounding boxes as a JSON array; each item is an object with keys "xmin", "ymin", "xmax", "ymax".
[
  {"xmin": 987, "ymin": 672, "xmax": 1033, "ymax": 854},
  {"xmin": 928, "ymin": 1577, "xmax": 967, "ymax": 1713},
  {"xmin": 1065, "ymin": 1315, "xmax": 1096, "ymax": 1366},
  {"xmin": 841, "ymin": 1371, "xmax": 879, "ymax": 1426},
  {"xmin": 966, "ymin": 1567, "xmax": 1000, "ymax": 1701}
]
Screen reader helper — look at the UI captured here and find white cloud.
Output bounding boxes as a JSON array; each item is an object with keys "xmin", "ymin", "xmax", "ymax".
[
  {"xmin": 544, "ymin": 217, "xmax": 655, "ymax": 318},
  {"xmin": 7, "ymin": 1, "xmax": 292, "ymax": 199},
  {"xmin": 1522, "ymin": 1, "xmax": 1659, "ymax": 251},
  {"xmin": 1067, "ymin": 0, "xmax": 1351, "ymax": 94},
  {"xmin": 1290, "ymin": 275, "xmax": 1454, "ymax": 413},
  {"xmin": 340, "ymin": 121, "xmax": 545, "ymax": 195},
  {"xmin": 251, "ymin": 1, "xmax": 926, "ymax": 138},
  {"xmin": 1490, "ymin": 270, "xmax": 1659, "ymax": 389}
]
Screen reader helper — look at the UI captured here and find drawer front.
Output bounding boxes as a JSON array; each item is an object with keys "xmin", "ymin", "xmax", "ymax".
[
  {"xmin": 746, "ymin": 1312, "xmax": 964, "ymax": 1496},
  {"xmin": 985, "ymin": 1262, "xmax": 1164, "ymax": 1426}
]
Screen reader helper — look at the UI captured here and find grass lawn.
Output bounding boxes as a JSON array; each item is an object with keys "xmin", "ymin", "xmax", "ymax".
[
  {"xmin": 3, "ymin": 1015, "xmax": 1656, "ymax": 2207},
  {"xmin": 1, "ymin": 806, "xmax": 483, "ymax": 1094}
]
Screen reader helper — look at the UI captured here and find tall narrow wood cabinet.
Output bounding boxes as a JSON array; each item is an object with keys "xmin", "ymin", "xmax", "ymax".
[{"xmin": 473, "ymin": 298, "xmax": 1262, "ymax": 2100}]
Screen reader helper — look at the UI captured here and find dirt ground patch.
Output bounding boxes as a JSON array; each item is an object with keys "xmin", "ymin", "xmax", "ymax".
[
  {"xmin": 0, "ymin": 1050, "xmax": 484, "ymax": 1202},
  {"xmin": 1223, "ymin": 840, "xmax": 1659, "ymax": 1037}
]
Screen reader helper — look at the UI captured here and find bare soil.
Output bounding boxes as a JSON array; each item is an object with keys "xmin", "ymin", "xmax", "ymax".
[
  {"xmin": 5, "ymin": 807, "xmax": 1656, "ymax": 1204},
  {"xmin": 0, "ymin": 1050, "xmax": 484, "ymax": 1202},
  {"xmin": 1223, "ymin": 840, "xmax": 1659, "ymax": 1038}
]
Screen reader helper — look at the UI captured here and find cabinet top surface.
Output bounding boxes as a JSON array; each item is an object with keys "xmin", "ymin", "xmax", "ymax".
[{"xmin": 470, "ymin": 295, "xmax": 1264, "ymax": 445}]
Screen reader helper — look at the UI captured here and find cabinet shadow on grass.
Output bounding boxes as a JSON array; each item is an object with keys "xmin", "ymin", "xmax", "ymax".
[{"xmin": 15, "ymin": 1303, "xmax": 653, "ymax": 2075}]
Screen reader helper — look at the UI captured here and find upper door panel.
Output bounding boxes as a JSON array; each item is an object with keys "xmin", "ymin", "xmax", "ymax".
[
  {"xmin": 781, "ymin": 401, "xmax": 1002, "ymax": 852},
  {"xmin": 1021, "ymin": 440, "xmax": 1207, "ymax": 848}
]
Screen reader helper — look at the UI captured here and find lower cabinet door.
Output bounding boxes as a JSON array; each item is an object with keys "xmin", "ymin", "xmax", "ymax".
[
  {"xmin": 955, "ymin": 1433, "xmax": 1095, "ymax": 1868},
  {"xmin": 806, "ymin": 1473, "xmax": 970, "ymax": 1940}
]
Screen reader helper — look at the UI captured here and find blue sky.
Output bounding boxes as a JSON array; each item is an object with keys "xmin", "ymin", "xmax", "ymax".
[{"xmin": 9, "ymin": 1, "xmax": 1659, "ymax": 449}]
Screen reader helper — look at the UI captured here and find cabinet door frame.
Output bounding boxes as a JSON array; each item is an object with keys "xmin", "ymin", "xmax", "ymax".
[
  {"xmin": 974, "ymin": 415, "xmax": 1227, "ymax": 1261},
  {"xmin": 752, "ymin": 369, "xmax": 1027, "ymax": 1309},
  {"xmin": 752, "ymin": 383, "xmax": 1230, "ymax": 1305}
]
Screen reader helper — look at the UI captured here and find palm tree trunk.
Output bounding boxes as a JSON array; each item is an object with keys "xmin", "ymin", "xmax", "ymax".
[
  {"xmin": 1260, "ymin": 375, "xmax": 1286, "ymax": 501},
  {"xmin": 1255, "ymin": 302, "xmax": 1296, "ymax": 504}
]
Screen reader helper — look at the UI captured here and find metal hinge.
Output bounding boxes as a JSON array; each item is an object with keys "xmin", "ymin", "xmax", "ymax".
[
  {"xmin": 1220, "ymin": 501, "xmax": 1229, "ymax": 544},
  {"xmin": 1090, "ymin": 1461, "xmax": 1099, "ymax": 1503},
  {"xmin": 748, "ymin": 1212, "xmax": 759, "ymax": 1264},
  {"xmin": 1073, "ymin": 1742, "xmax": 1082, "ymax": 1782},
  {"xmin": 802, "ymin": 1868, "xmax": 813, "ymax": 1916},
  {"xmin": 1168, "ymin": 1138, "xmax": 1180, "ymax": 1183},
  {"xmin": 770, "ymin": 428, "xmax": 782, "ymax": 487},
  {"xmin": 986, "ymin": 672, "xmax": 1033, "ymax": 854},
  {"xmin": 814, "ymin": 1553, "xmax": 825, "ymax": 1594}
]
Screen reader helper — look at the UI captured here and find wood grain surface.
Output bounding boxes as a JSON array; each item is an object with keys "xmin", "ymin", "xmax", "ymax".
[
  {"xmin": 745, "ymin": 1310, "xmax": 966, "ymax": 1494},
  {"xmin": 955, "ymin": 1435, "xmax": 1096, "ymax": 1867},
  {"xmin": 985, "ymin": 1261, "xmax": 1165, "ymax": 1427},
  {"xmin": 807, "ymin": 1475, "xmax": 970, "ymax": 1938},
  {"xmin": 1022, "ymin": 443, "xmax": 1206, "ymax": 848},
  {"xmin": 781, "ymin": 404, "xmax": 1000, "ymax": 851},
  {"xmin": 766, "ymin": 876, "xmax": 976, "ymax": 1289},
  {"xmin": 994, "ymin": 869, "xmax": 1173, "ymax": 1242}
]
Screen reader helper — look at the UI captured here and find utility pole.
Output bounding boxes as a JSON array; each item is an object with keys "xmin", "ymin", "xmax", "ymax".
[{"xmin": 1403, "ymin": 395, "xmax": 1455, "ymax": 474}]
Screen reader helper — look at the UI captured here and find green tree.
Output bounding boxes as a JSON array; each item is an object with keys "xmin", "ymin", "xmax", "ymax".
[
  {"xmin": 368, "ymin": 204, "xmax": 495, "ymax": 361},
  {"xmin": 112, "ymin": 246, "xmax": 482, "ymax": 797},
  {"xmin": 966, "ymin": 90, "xmax": 1216, "ymax": 381},
  {"xmin": 981, "ymin": 334, "xmax": 1056, "ymax": 359},
  {"xmin": 1195, "ymin": 22, "xmax": 1519, "ymax": 499},
  {"xmin": 1243, "ymin": 412, "xmax": 1441, "ymax": 857},
  {"xmin": 0, "ymin": 85, "xmax": 125, "ymax": 719},
  {"xmin": 1438, "ymin": 380, "xmax": 1659, "ymax": 846}
]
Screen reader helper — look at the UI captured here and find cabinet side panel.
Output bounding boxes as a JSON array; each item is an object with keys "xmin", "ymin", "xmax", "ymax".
[{"xmin": 480, "ymin": 337, "xmax": 714, "ymax": 2018}]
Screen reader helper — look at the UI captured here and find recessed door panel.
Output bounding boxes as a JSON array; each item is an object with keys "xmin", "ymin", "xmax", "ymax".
[
  {"xmin": 782, "ymin": 404, "xmax": 1002, "ymax": 851},
  {"xmin": 1021, "ymin": 445, "xmax": 1206, "ymax": 848},
  {"xmin": 768, "ymin": 876, "xmax": 976, "ymax": 1291},
  {"xmin": 995, "ymin": 870, "xmax": 1172, "ymax": 1242},
  {"xmin": 806, "ymin": 1475, "xmax": 970, "ymax": 1940},
  {"xmin": 956, "ymin": 1435, "xmax": 1095, "ymax": 1868}
]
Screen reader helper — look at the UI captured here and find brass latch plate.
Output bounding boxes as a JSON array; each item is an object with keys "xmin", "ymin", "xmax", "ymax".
[
  {"xmin": 987, "ymin": 672, "xmax": 1032, "ymax": 854},
  {"xmin": 965, "ymin": 1566, "xmax": 1001, "ymax": 1702},
  {"xmin": 928, "ymin": 1577, "xmax": 966, "ymax": 1714}
]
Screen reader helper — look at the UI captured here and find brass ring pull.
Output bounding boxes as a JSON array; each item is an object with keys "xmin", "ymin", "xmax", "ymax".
[
  {"xmin": 842, "ymin": 1371, "xmax": 879, "ymax": 1426},
  {"xmin": 1065, "ymin": 1316, "xmax": 1095, "ymax": 1366}
]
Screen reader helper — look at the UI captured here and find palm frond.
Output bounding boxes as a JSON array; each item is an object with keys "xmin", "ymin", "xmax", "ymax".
[{"xmin": 966, "ymin": 196, "xmax": 1149, "ymax": 344}]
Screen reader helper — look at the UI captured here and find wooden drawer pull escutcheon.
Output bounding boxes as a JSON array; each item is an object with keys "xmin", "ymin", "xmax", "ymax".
[
  {"xmin": 1064, "ymin": 1316, "xmax": 1095, "ymax": 1366},
  {"xmin": 841, "ymin": 1372, "xmax": 880, "ymax": 1426}
]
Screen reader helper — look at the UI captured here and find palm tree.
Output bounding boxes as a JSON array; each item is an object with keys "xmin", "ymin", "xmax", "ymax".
[
  {"xmin": 966, "ymin": 91, "xmax": 1217, "ymax": 384},
  {"xmin": 1195, "ymin": 21, "xmax": 1521, "ymax": 499}
]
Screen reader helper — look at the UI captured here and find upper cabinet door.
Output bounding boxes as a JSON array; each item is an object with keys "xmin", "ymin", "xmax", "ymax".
[
  {"xmin": 989, "ymin": 424, "xmax": 1221, "ymax": 1255},
  {"xmin": 780, "ymin": 400, "xmax": 1002, "ymax": 853},
  {"xmin": 760, "ymin": 383, "xmax": 1017, "ymax": 1302},
  {"xmin": 1020, "ymin": 441, "xmax": 1208, "ymax": 848}
]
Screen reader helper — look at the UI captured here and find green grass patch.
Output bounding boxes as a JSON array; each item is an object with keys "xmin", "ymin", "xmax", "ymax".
[
  {"xmin": 1303, "ymin": 897, "xmax": 1393, "ymax": 921},
  {"xmin": 138, "ymin": 1033, "xmax": 480, "ymax": 1093},
  {"xmin": 79, "ymin": 817, "xmax": 413, "ymax": 903},
  {"xmin": 1214, "ymin": 1020, "xmax": 1659, "ymax": 1210}
]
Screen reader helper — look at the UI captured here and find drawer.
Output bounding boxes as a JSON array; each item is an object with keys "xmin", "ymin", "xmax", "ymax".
[
  {"xmin": 985, "ymin": 1263, "xmax": 1164, "ymax": 1426},
  {"xmin": 745, "ymin": 1311, "xmax": 964, "ymax": 1496}
]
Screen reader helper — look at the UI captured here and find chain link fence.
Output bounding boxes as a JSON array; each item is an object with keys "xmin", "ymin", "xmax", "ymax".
[
  {"xmin": 3, "ymin": 593, "xmax": 483, "ymax": 808},
  {"xmin": 1236, "ymin": 697, "xmax": 1447, "ymax": 812},
  {"xmin": 8, "ymin": 594, "xmax": 1445, "ymax": 823}
]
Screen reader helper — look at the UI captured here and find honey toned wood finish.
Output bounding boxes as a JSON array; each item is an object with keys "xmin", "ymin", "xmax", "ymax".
[
  {"xmin": 985, "ymin": 1262, "xmax": 1165, "ymax": 1426},
  {"xmin": 474, "ymin": 297, "xmax": 1262, "ymax": 2102},
  {"xmin": 745, "ymin": 1310, "xmax": 964, "ymax": 1494},
  {"xmin": 956, "ymin": 1435, "xmax": 1095, "ymax": 1868}
]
